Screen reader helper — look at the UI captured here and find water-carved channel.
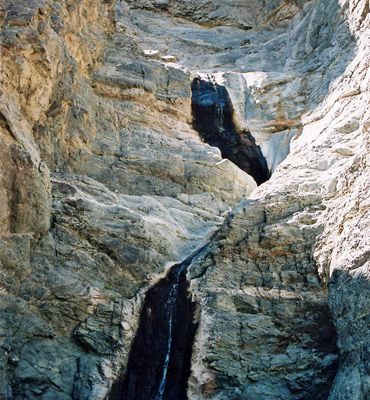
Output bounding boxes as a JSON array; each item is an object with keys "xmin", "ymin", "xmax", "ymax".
[
  {"xmin": 191, "ymin": 77, "xmax": 270, "ymax": 186},
  {"xmin": 109, "ymin": 245, "xmax": 208, "ymax": 400}
]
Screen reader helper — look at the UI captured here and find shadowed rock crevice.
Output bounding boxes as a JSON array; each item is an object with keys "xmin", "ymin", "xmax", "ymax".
[
  {"xmin": 109, "ymin": 261, "xmax": 199, "ymax": 400},
  {"xmin": 191, "ymin": 77, "xmax": 270, "ymax": 185}
]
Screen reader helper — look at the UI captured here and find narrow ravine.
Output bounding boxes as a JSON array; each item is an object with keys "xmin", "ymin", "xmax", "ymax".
[
  {"xmin": 109, "ymin": 75, "xmax": 273, "ymax": 399},
  {"xmin": 109, "ymin": 244, "xmax": 210, "ymax": 400}
]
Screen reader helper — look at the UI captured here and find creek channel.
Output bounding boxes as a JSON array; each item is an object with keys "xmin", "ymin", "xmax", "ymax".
[{"xmin": 109, "ymin": 243, "xmax": 210, "ymax": 400}]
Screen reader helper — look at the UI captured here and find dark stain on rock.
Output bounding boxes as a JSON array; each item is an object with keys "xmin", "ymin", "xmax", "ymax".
[{"xmin": 191, "ymin": 77, "xmax": 270, "ymax": 185}]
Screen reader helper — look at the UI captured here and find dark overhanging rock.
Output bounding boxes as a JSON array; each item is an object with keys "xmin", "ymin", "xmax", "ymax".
[{"xmin": 191, "ymin": 77, "xmax": 270, "ymax": 186}]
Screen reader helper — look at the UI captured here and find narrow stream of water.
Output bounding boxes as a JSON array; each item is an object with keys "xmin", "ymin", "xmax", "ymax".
[
  {"xmin": 109, "ymin": 244, "xmax": 209, "ymax": 400},
  {"xmin": 154, "ymin": 285, "xmax": 176, "ymax": 400}
]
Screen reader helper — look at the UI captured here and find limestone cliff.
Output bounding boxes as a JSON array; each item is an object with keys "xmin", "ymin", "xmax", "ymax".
[{"xmin": 0, "ymin": 0, "xmax": 369, "ymax": 399}]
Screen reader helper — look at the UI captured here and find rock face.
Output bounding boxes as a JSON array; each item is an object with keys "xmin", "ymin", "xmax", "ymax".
[{"xmin": 0, "ymin": 0, "xmax": 370, "ymax": 399}]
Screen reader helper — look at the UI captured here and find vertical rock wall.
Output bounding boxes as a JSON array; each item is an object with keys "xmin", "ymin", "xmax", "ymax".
[
  {"xmin": 185, "ymin": 1, "xmax": 370, "ymax": 399},
  {"xmin": 0, "ymin": 0, "xmax": 256, "ymax": 398},
  {"xmin": 0, "ymin": 0, "xmax": 369, "ymax": 399}
]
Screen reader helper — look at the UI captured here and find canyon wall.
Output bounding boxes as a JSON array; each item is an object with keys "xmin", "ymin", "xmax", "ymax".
[{"xmin": 0, "ymin": 0, "xmax": 369, "ymax": 399}]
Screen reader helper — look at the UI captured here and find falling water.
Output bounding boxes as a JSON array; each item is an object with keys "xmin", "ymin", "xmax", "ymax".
[
  {"xmin": 154, "ymin": 309, "xmax": 174, "ymax": 400},
  {"xmin": 109, "ymin": 244, "xmax": 209, "ymax": 400},
  {"xmin": 154, "ymin": 279, "xmax": 178, "ymax": 400},
  {"xmin": 109, "ymin": 76, "xmax": 271, "ymax": 400}
]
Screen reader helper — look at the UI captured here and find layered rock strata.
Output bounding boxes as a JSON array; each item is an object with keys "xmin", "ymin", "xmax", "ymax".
[{"xmin": 0, "ymin": 0, "xmax": 369, "ymax": 399}]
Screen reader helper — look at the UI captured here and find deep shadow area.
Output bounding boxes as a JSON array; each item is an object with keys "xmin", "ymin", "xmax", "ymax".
[
  {"xmin": 327, "ymin": 268, "xmax": 370, "ymax": 398},
  {"xmin": 191, "ymin": 77, "xmax": 270, "ymax": 185},
  {"xmin": 109, "ymin": 263, "xmax": 198, "ymax": 400},
  {"xmin": 284, "ymin": 302, "xmax": 339, "ymax": 399}
]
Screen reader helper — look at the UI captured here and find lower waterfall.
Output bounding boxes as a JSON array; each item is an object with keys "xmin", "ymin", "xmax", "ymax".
[{"xmin": 109, "ymin": 245, "xmax": 208, "ymax": 400}]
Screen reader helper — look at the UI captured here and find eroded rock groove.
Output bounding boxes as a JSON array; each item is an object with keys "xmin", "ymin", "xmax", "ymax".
[{"xmin": 191, "ymin": 77, "xmax": 270, "ymax": 185}]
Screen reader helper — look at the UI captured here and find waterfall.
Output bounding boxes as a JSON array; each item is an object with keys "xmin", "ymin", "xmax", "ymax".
[
  {"xmin": 109, "ymin": 244, "xmax": 209, "ymax": 400},
  {"xmin": 154, "ymin": 279, "xmax": 178, "ymax": 400}
]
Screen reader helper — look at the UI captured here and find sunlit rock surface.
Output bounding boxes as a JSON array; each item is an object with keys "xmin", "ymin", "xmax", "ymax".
[{"xmin": 0, "ymin": 0, "xmax": 370, "ymax": 399}]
